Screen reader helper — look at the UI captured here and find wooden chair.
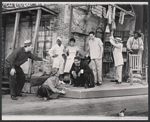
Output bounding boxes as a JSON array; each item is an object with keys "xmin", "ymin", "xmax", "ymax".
[{"xmin": 129, "ymin": 54, "xmax": 148, "ymax": 85}]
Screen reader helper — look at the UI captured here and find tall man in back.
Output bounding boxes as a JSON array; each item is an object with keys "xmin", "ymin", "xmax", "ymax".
[
  {"xmin": 5, "ymin": 40, "xmax": 49, "ymax": 100},
  {"xmin": 86, "ymin": 31, "xmax": 103, "ymax": 86}
]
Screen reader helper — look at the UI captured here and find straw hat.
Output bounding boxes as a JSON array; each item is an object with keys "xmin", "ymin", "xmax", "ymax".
[
  {"xmin": 24, "ymin": 40, "xmax": 32, "ymax": 46},
  {"xmin": 115, "ymin": 37, "xmax": 123, "ymax": 43},
  {"xmin": 50, "ymin": 68, "xmax": 58, "ymax": 76}
]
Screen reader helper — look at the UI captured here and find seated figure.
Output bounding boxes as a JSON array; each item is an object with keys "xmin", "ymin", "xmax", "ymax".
[{"xmin": 37, "ymin": 68, "xmax": 68, "ymax": 101}]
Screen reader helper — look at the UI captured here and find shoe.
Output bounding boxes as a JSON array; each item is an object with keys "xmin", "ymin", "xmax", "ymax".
[
  {"xmin": 11, "ymin": 95, "xmax": 18, "ymax": 100},
  {"xmin": 116, "ymin": 82, "xmax": 122, "ymax": 84},
  {"xmin": 97, "ymin": 82, "xmax": 102, "ymax": 86},
  {"xmin": 110, "ymin": 80, "xmax": 116, "ymax": 82},
  {"xmin": 17, "ymin": 94, "xmax": 27, "ymax": 97},
  {"xmin": 84, "ymin": 84, "xmax": 88, "ymax": 89}
]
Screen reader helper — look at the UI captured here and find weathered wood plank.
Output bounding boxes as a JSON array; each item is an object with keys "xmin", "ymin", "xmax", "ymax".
[
  {"xmin": 12, "ymin": 12, "xmax": 20, "ymax": 50},
  {"xmin": 28, "ymin": 9, "xmax": 42, "ymax": 78}
]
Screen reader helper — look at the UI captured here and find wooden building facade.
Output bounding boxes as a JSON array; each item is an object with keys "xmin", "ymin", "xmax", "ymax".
[{"xmin": 2, "ymin": 3, "xmax": 148, "ymax": 78}]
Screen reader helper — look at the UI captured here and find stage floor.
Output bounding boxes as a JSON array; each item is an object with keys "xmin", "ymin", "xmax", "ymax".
[{"xmin": 62, "ymin": 78, "xmax": 148, "ymax": 99}]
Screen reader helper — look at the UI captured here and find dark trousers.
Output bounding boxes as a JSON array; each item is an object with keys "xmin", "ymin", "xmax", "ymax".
[
  {"xmin": 70, "ymin": 73, "xmax": 89, "ymax": 86},
  {"xmin": 5, "ymin": 65, "xmax": 26, "ymax": 96}
]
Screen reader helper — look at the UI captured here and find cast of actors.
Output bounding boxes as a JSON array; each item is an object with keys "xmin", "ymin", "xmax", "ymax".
[
  {"xmin": 64, "ymin": 38, "xmax": 79, "ymax": 73},
  {"xmin": 86, "ymin": 31, "xmax": 103, "ymax": 86},
  {"xmin": 109, "ymin": 36, "xmax": 124, "ymax": 84},
  {"xmin": 49, "ymin": 36, "xmax": 66, "ymax": 84},
  {"xmin": 126, "ymin": 30, "xmax": 144, "ymax": 70},
  {"xmin": 70, "ymin": 56, "xmax": 92, "ymax": 88},
  {"xmin": 37, "ymin": 68, "xmax": 67, "ymax": 101}
]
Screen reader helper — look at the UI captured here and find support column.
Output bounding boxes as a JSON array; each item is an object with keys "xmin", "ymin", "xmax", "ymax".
[
  {"xmin": 12, "ymin": 12, "xmax": 20, "ymax": 50},
  {"xmin": 69, "ymin": 5, "xmax": 73, "ymax": 39},
  {"xmin": 28, "ymin": 9, "xmax": 42, "ymax": 78}
]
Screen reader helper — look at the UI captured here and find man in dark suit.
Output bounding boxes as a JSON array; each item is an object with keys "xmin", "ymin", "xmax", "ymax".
[{"xmin": 70, "ymin": 56, "xmax": 92, "ymax": 89}]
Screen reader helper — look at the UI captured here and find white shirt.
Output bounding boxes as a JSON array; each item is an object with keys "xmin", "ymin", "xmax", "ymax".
[
  {"xmin": 88, "ymin": 37, "xmax": 103, "ymax": 59},
  {"xmin": 49, "ymin": 44, "xmax": 64, "ymax": 57},
  {"xmin": 126, "ymin": 37, "xmax": 144, "ymax": 50},
  {"xmin": 109, "ymin": 37, "xmax": 124, "ymax": 66},
  {"xmin": 43, "ymin": 76, "xmax": 60, "ymax": 93}
]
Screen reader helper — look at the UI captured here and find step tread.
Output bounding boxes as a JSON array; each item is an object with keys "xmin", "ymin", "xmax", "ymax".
[
  {"xmin": 2, "ymin": 82, "xmax": 9, "ymax": 84},
  {"xmin": 2, "ymin": 87, "xmax": 10, "ymax": 90}
]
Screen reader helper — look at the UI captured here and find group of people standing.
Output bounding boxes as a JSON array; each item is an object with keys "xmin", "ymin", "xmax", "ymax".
[
  {"xmin": 48, "ymin": 31, "xmax": 104, "ymax": 89},
  {"xmin": 4, "ymin": 29, "xmax": 143, "ymax": 100}
]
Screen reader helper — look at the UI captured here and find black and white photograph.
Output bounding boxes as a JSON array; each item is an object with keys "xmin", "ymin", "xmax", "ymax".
[{"xmin": 1, "ymin": 2, "xmax": 148, "ymax": 120}]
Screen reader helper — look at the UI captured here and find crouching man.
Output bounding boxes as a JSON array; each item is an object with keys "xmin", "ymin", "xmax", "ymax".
[
  {"xmin": 5, "ymin": 40, "xmax": 49, "ymax": 100},
  {"xmin": 37, "ymin": 68, "xmax": 68, "ymax": 101},
  {"xmin": 70, "ymin": 56, "xmax": 92, "ymax": 89},
  {"xmin": 109, "ymin": 36, "xmax": 124, "ymax": 84}
]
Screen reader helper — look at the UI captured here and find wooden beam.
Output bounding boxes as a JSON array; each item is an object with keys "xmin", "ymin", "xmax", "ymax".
[
  {"xmin": 28, "ymin": 9, "xmax": 42, "ymax": 78},
  {"xmin": 111, "ymin": 4, "xmax": 135, "ymax": 17},
  {"xmin": 2, "ymin": 6, "xmax": 58, "ymax": 16},
  {"xmin": 12, "ymin": 12, "xmax": 20, "ymax": 50},
  {"xmin": 69, "ymin": 5, "xmax": 73, "ymax": 39}
]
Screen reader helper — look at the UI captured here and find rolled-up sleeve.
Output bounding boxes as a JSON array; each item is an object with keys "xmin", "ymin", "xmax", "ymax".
[
  {"xmin": 139, "ymin": 38, "xmax": 144, "ymax": 50},
  {"xmin": 29, "ymin": 53, "xmax": 43, "ymax": 61}
]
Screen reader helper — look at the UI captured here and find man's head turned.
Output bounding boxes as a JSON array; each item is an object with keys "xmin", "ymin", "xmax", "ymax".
[{"xmin": 24, "ymin": 40, "xmax": 33, "ymax": 52}]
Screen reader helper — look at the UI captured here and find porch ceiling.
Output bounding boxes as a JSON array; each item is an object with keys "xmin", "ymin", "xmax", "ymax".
[{"xmin": 2, "ymin": 5, "xmax": 58, "ymax": 16}]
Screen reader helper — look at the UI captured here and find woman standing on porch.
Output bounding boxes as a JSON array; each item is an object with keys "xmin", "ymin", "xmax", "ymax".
[{"xmin": 64, "ymin": 38, "xmax": 79, "ymax": 73}]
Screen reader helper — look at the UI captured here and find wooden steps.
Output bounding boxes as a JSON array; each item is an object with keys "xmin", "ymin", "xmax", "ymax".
[{"xmin": 2, "ymin": 76, "xmax": 10, "ymax": 95}]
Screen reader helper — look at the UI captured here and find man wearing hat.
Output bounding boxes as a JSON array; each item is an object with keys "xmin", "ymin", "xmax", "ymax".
[
  {"xmin": 126, "ymin": 30, "xmax": 144, "ymax": 72},
  {"xmin": 5, "ymin": 40, "xmax": 49, "ymax": 100},
  {"xmin": 127, "ymin": 30, "xmax": 144, "ymax": 54},
  {"xmin": 109, "ymin": 36, "xmax": 124, "ymax": 84},
  {"xmin": 37, "ymin": 67, "xmax": 67, "ymax": 101},
  {"xmin": 49, "ymin": 36, "xmax": 66, "ymax": 85}
]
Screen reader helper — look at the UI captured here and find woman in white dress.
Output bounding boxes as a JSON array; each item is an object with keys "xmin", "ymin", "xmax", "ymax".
[{"xmin": 64, "ymin": 38, "xmax": 79, "ymax": 73}]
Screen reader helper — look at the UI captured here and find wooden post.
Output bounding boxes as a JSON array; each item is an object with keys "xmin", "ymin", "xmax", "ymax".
[
  {"xmin": 69, "ymin": 5, "xmax": 73, "ymax": 39},
  {"xmin": 12, "ymin": 12, "xmax": 20, "ymax": 50},
  {"xmin": 28, "ymin": 9, "xmax": 42, "ymax": 78},
  {"xmin": 146, "ymin": 66, "xmax": 148, "ymax": 84},
  {"xmin": 130, "ymin": 67, "xmax": 133, "ymax": 85}
]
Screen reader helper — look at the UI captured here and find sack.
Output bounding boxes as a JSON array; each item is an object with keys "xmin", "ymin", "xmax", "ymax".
[{"xmin": 130, "ymin": 49, "xmax": 139, "ymax": 54}]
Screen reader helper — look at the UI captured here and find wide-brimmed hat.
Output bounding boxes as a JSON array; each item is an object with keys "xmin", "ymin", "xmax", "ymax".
[
  {"xmin": 134, "ymin": 30, "xmax": 142, "ymax": 37},
  {"xmin": 24, "ymin": 40, "xmax": 32, "ymax": 46},
  {"xmin": 115, "ymin": 37, "xmax": 123, "ymax": 43},
  {"xmin": 50, "ymin": 68, "xmax": 58, "ymax": 76}
]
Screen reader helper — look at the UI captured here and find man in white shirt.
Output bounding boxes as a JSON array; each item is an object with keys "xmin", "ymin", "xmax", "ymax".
[
  {"xmin": 86, "ymin": 31, "xmax": 103, "ymax": 86},
  {"xmin": 109, "ymin": 36, "xmax": 124, "ymax": 84},
  {"xmin": 49, "ymin": 36, "xmax": 66, "ymax": 84},
  {"xmin": 126, "ymin": 30, "xmax": 144, "ymax": 72}
]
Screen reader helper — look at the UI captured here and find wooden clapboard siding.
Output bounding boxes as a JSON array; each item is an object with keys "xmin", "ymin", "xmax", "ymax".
[
  {"xmin": 19, "ymin": 21, "xmax": 31, "ymax": 74},
  {"xmin": 18, "ymin": 22, "xmax": 30, "ymax": 47},
  {"xmin": 2, "ymin": 25, "xmax": 5, "ymax": 73},
  {"xmin": 5, "ymin": 24, "xmax": 14, "ymax": 59}
]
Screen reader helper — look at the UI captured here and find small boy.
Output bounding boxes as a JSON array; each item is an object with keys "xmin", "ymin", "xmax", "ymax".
[
  {"xmin": 109, "ymin": 36, "xmax": 124, "ymax": 84},
  {"xmin": 37, "ymin": 68, "xmax": 69, "ymax": 101}
]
